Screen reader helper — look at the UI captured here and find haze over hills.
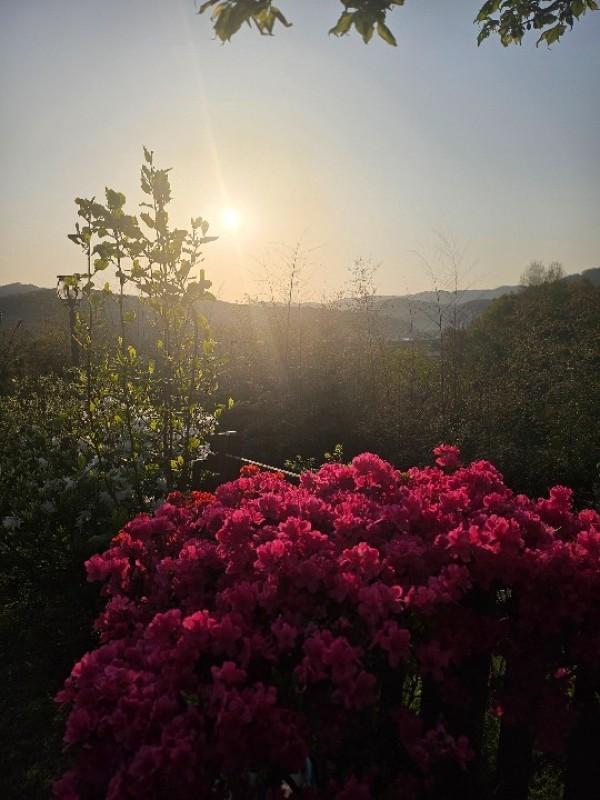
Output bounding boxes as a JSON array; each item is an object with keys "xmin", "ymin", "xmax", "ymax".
[
  {"xmin": 1, "ymin": 268, "xmax": 598, "ymax": 341},
  {"xmin": 0, "ymin": 282, "xmax": 48, "ymax": 297}
]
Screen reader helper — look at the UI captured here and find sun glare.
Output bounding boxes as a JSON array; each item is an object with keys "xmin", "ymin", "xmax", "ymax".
[{"xmin": 222, "ymin": 207, "xmax": 241, "ymax": 231}]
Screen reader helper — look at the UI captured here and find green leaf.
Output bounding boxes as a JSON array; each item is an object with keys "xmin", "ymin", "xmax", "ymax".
[
  {"xmin": 477, "ymin": 26, "xmax": 492, "ymax": 45},
  {"xmin": 155, "ymin": 210, "xmax": 168, "ymax": 231},
  {"xmin": 329, "ymin": 11, "xmax": 354, "ymax": 36},
  {"xmin": 377, "ymin": 20, "xmax": 397, "ymax": 46},
  {"xmin": 105, "ymin": 188, "xmax": 126, "ymax": 211},
  {"xmin": 271, "ymin": 8, "xmax": 292, "ymax": 29},
  {"xmin": 533, "ymin": 12, "xmax": 557, "ymax": 28},
  {"xmin": 354, "ymin": 12, "xmax": 375, "ymax": 43},
  {"xmin": 570, "ymin": 0, "xmax": 586, "ymax": 16},
  {"xmin": 476, "ymin": 0, "xmax": 501, "ymax": 23},
  {"xmin": 131, "ymin": 261, "xmax": 144, "ymax": 279},
  {"xmin": 538, "ymin": 23, "xmax": 566, "ymax": 45}
]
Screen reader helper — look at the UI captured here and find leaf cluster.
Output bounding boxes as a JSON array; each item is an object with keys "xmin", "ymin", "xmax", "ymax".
[
  {"xmin": 197, "ymin": 0, "xmax": 292, "ymax": 41},
  {"xmin": 476, "ymin": 0, "xmax": 598, "ymax": 46},
  {"xmin": 66, "ymin": 149, "xmax": 224, "ymax": 498},
  {"xmin": 196, "ymin": 0, "xmax": 598, "ymax": 46}
]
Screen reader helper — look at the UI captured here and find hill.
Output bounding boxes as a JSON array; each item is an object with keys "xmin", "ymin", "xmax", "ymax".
[
  {"xmin": 0, "ymin": 282, "xmax": 45, "ymax": 297},
  {"xmin": 1, "ymin": 267, "xmax": 598, "ymax": 341}
]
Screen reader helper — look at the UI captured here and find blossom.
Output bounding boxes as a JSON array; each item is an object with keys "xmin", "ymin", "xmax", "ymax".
[
  {"xmin": 240, "ymin": 463, "xmax": 262, "ymax": 478},
  {"xmin": 54, "ymin": 449, "xmax": 600, "ymax": 799},
  {"xmin": 433, "ymin": 444, "xmax": 461, "ymax": 470}
]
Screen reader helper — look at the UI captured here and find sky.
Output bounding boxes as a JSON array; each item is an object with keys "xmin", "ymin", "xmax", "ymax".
[{"xmin": 1, "ymin": 0, "xmax": 599, "ymax": 301}]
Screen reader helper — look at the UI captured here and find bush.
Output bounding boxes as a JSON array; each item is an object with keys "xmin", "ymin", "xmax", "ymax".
[
  {"xmin": 55, "ymin": 449, "xmax": 600, "ymax": 799},
  {"xmin": 0, "ymin": 376, "xmax": 114, "ymax": 601}
]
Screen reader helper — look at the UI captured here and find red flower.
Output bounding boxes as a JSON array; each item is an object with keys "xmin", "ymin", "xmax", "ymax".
[
  {"xmin": 433, "ymin": 444, "xmax": 461, "ymax": 470},
  {"xmin": 240, "ymin": 463, "xmax": 261, "ymax": 478},
  {"xmin": 55, "ymin": 447, "xmax": 600, "ymax": 799}
]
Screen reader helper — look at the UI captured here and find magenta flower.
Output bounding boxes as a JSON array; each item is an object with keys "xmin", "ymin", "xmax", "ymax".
[{"xmin": 55, "ymin": 448, "xmax": 600, "ymax": 799}]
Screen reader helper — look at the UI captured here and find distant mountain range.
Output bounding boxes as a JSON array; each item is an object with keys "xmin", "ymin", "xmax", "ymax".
[
  {"xmin": 1, "ymin": 268, "xmax": 598, "ymax": 340},
  {"xmin": 0, "ymin": 282, "xmax": 48, "ymax": 297}
]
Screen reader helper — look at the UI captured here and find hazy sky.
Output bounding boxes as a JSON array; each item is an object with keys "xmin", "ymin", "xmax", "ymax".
[{"xmin": 1, "ymin": 0, "xmax": 599, "ymax": 300}]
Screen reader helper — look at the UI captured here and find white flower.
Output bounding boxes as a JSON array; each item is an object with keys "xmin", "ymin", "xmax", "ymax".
[{"xmin": 196, "ymin": 443, "xmax": 210, "ymax": 460}]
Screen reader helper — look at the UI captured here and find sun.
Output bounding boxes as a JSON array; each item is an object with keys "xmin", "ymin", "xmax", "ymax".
[{"xmin": 222, "ymin": 207, "xmax": 241, "ymax": 231}]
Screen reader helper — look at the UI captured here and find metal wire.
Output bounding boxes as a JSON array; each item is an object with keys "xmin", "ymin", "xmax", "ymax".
[{"xmin": 219, "ymin": 453, "xmax": 301, "ymax": 480}]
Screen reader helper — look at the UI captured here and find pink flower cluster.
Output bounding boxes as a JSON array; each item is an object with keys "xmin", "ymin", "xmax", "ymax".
[{"xmin": 55, "ymin": 448, "xmax": 600, "ymax": 799}]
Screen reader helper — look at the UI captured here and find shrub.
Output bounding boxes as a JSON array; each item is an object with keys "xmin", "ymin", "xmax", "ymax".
[
  {"xmin": 55, "ymin": 448, "xmax": 600, "ymax": 799},
  {"xmin": 68, "ymin": 149, "xmax": 222, "ymax": 498},
  {"xmin": 0, "ymin": 376, "xmax": 113, "ymax": 600}
]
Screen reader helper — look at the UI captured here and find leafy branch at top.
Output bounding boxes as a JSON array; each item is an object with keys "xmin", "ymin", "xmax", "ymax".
[
  {"xmin": 476, "ymin": 0, "xmax": 599, "ymax": 46},
  {"xmin": 196, "ymin": 0, "xmax": 598, "ymax": 47}
]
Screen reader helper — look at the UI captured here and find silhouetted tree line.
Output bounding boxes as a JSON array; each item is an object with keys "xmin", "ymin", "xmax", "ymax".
[{"xmin": 217, "ymin": 270, "xmax": 600, "ymax": 506}]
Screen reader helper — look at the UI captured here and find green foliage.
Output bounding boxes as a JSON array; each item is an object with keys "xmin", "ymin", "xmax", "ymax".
[
  {"xmin": 219, "ymin": 263, "xmax": 600, "ymax": 505},
  {"xmin": 2, "ymin": 250, "xmax": 599, "ymax": 795},
  {"xmin": 196, "ymin": 0, "xmax": 597, "ymax": 46},
  {"xmin": 0, "ymin": 377, "xmax": 106, "ymax": 600},
  {"xmin": 448, "ymin": 275, "xmax": 600, "ymax": 503},
  {"xmin": 283, "ymin": 453, "xmax": 319, "ymax": 472},
  {"xmin": 0, "ymin": 378, "xmax": 103, "ymax": 799},
  {"xmin": 325, "ymin": 442, "xmax": 345, "ymax": 463},
  {"xmin": 477, "ymin": 0, "xmax": 598, "ymax": 46},
  {"xmin": 198, "ymin": 0, "xmax": 292, "ymax": 41},
  {"xmin": 221, "ymin": 257, "xmax": 441, "ymax": 472},
  {"xmin": 284, "ymin": 444, "xmax": 345, "ymax": 473},
  {"xmin": 520, "ymin": 259, "xmax": 565, "ymax": 286},
  {"xmin": 68, "ymin": 149, "xmax": 223, "ymax": 499},
  {"xmin": 329, "ymin": 2, "xmax": 404, "ymax": 46},
  {"xmin": 0, "ymin": 319, "xmax": 65, "ymax": 391},
  {"xmin": 0, "ymin": 153, "xmax": 225, "ymax": 798}
]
